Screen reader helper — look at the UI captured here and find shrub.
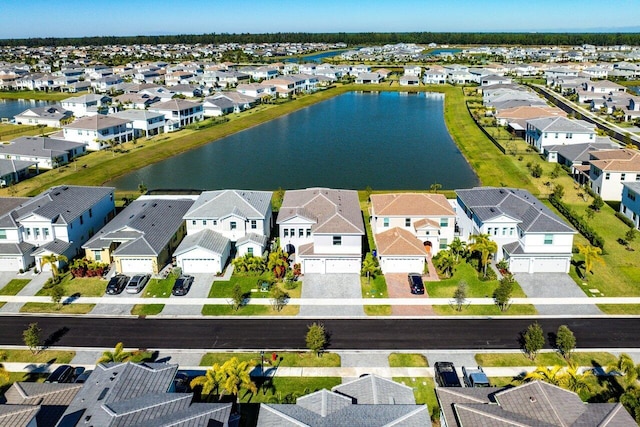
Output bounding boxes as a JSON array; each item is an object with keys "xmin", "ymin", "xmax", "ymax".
[
  {"xmin": 615, "ymin": 211, "xmax": 635, "ymax": 228},
  {"xmin": 549, "ymin": 194, "xmax": 605, "ymax": 249},
  {"xmin": 479, "ymin": 265, "xmax": 497, "ymax": 281}
]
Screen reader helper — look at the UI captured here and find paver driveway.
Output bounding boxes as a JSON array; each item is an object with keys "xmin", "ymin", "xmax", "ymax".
[{"xmin": 385, "ymin": 273, "xmax": 435, "ymax": 316}]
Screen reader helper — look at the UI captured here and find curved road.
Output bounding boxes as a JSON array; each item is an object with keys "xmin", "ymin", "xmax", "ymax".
[{"xmin": 1, "ymin": 316, "xmax": 638, "ymax": 350}]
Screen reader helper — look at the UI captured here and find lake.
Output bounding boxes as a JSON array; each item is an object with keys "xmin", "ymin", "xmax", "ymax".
[
  {"xmin": 0, "ymin": 99, "xmax": 52, "ymax": 121},
  {"xmin": 286, "ymin": 49, "xmax": 350, "ymax": 63},
  {"xmin": 110, "ymin": 91, "xmax": 479, "ymax": 191}
]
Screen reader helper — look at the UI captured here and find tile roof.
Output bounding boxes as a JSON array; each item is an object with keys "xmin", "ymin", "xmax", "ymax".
[
  {"xmin": 4, "ymin": 382, "xmax": 82, "ymax": 427},
  {"xmin": 375, "ymin": 227, "xmax": 427, "ymax": 256},
  {"xmin": 173, "ymin": 228, "xmax": 230, "ymax": 257},
  {"xmin": 456, "ymin": 187, "xmax": 575, "ymax": 234},
  {"xmin": 184, "ymin": 190, "xmax": 272, "ymax": 221},
  {"xmin": 370, "ymin": 193, "xmax": 455, "ymax": 217},
  {"xmin": 63, "ymin": 114, "xmax": 131, "ymax": 130},
  {"xmin": 527, "ymin": 117, "xmax": 595, "ymax": 133},
  {"xmin": 544, "ymin": 142, "xmax": 619, "ymax": 163},
  {"xmin": 150, "ymin": 99, "xmax": 203, "ymax": 111},
  {"xmin": 236, "ymin": 232, "xmax": 268, "ymax": 247},
  {"xmin": 332, "ymin": 375, "xmax": 416, "ymax": 405},
  {"xmin": 277, "ymin": 188, "xmax": 364, "ymax": 235},
  {"xmin": 0, "ymin": 405, "xmax": 40, "ymax": 427},
  {"xmin": 590, "ymin": 149, "xmax": 640, "ymax": 172}
]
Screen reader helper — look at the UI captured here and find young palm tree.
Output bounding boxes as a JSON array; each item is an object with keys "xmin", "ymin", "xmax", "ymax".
[
  {"xmin": 448, "ymin": 237, "xmax": 467, "ymax": 263},
  {"xmin": 469, "ymin": 233, "xmax": 498, "ymax": 277},
  {"xmin": 608, "ymin": 353, "xmax": 640, "ymax": 388},
  {"xmin": 361, "ymin": 253, "xmax": 381, "ymax": 284},
  {"xmin": 268, "ymin": 247, "xmax": 289, "ymax": 279},
  {"xmin": 247, "ymin": 256, "xmax": 266, "ymax": 273},
  {"xmin": 219, "ymin": 357, "xmax": 257, "ymax": 401},
  {"xmin": 0, "ymin": 351, "xmax": 9, "ymax": 383},
  {"xmin": 190, "ymin": 362, "xmax": 224, "ymax": 401},
  {"xmin": 523, "ymin": 365, "xmax": 564, "ymax": 386},
  {"xmin": 435, "ymin": 250, "xmax": 456, "ymax": 278},
  {"xmin": 40, "ymin": 254, "xmax": 68, "ymax": 279},
  {"xmin": 97, "ymin": 342, "xmax": 132, "ymax": 364},
  {"xmin": 561, "ymin": 362, "xmax": 592, "ymax": 394},
  {"xmin": 231, "ymin": 255, "xmax": 250, "ymax": 273},
  {"xmin": 577, "ymin": 244, "xmax": 604, "ymax": 279}
]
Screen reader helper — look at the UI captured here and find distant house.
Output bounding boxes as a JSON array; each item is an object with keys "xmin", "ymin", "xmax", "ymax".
[
  {"xmin": 0, "ymin": 158, "xmax": 36, "ymax": 187},
  {"xmin": 399, "ymin": 75, "xmax": 420, "ymax": 86},
  {"xmin": 454, "ymin": 187, "xmax": 576, "ymax": 273},
  {"xmin": 423, "ymin": 66, "xmax": 447, "ymax": 84},
  {"xmin": 14, "ymin": 104, "xmax": 74, "ymax": 127},
  {"xmin": 83, "ymin": 197, "xmax": 194, "ymax": 274},
  {"xmin": 621, "ymin": 182, "xmax": 640, "ymax": 229},
  {"xmin": 210, "ymin": 92, "xmax": 258, "ymax": 113},
  {"xmin": 543, "ymin": 141, "xmax": 619, "ymax": 183},
  {"xmin": 258, "ymin": 374, "xmax": 430, "ymax": 426},
  {"xmin": 60, "ymin": 94, "xmax": 110, "ymax": 118},
  {"xmin": 437, "ymin": 380, "xmax": 635, "ymax": 427},
  {"xmin": 111, "ymin": 109, "xmax": 165, "ymax": 138},
  {"xmin": 202, "ymin": 97, "xmax": 235, "ymax": 117},
  {"xmin": 404, "ymin": 65, "xmax": 422, "ymax": 77},
  {"xmin": 588, "ymin": 148, "xmax": 640, "ymax": 201},
  {"xmin": 355, "ymin": 72, "xmax": 382, "ymax": 84},
  {"xmin": 525, "ymin": 117, "xmax": 596, "ymax": 153},
  {"xmin": 112, "ymin": 92, "xmax": 159, "ymax": 109},
  {"xmin": 277, "ymin": 188, "xmax": 365, "ymax": 274},
  {"xmin": 0, "ymin": 185, "xmax": 115, "ymax": 272},
  {"xmin": 0, "ymin": 136, "xmax": 86, "ymax": 169},
  {"xmin": 62, "ymin": 115, "xmax": 134, "ymax": 150},
  {"xmin": 149, "ymin": 99, "xmax": 203, "ymax": 132}
]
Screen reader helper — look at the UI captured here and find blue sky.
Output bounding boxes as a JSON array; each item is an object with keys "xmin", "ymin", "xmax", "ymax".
[{"xmin": 1, "ymin": 0, "xmax": 638, "ymax": 39}]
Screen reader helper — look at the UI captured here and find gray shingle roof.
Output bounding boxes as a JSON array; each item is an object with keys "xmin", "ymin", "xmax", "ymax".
[
  {"xmin": 184, "ymin": 190, "xmax": 272, "ymax": 221},
  {"xmin": 63, "ymin": 114, "xmax": 130, "ymax": 130},
  {"xmin": 623, "ymin": 181, "xmax": 640, "ymax": 194},
  {"xmin": 527, "ymin": 117, "xmax": 595, "ymax": 133},
  {"xmin": 0, "ymin": 241, "xmax": 34, "ymax": 256},
  {"xmin": 544, "ymin": 142, "xmax": 619, "ymax": 163},
  {"xmin": 0, "ymin": 405, "xmax": 40, "ymax": 427},
  {"xmin": 456, "ymin": 187, "xmax": 575, "ymax": 234},
  {"xmin": 0, "ymin": 136, "xmax": 84, "ymax": 160},
  {"xmin": 32, "ymin": 239, "xmax": 72, "ymax": 256},
  {"xmin": 14, "ymin": 104, "xmax": 72, "ymax": 120},
  {"xmin": 0, "ymin": 159, "xmax": 37, "ymax": 177},
  {"xmin": 332, "ymin": 374, "xmax": 416, "ymax": 405},
  {"xmin": 236, "ymin": 232, "xmax": 268, "ymax": 247},
  {"xmin": 83, "ymin": 198, "xmax": 194, "ymax": 256},
  {"xmin": 173, "ymin": 228, "xmax": 230, "ymax": 257},
  {"xmin": 4, "ymin": 382, "xmax": 82, "ymax": 427}
]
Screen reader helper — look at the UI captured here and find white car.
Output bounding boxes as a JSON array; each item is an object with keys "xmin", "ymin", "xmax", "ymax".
[{"xmin": 125, "ymin": 274, "xmax": 151, "ymax": 294}]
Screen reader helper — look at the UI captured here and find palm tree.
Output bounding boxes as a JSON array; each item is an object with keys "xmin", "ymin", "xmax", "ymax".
[
  {"xmin": 560, "ymin": 362, "xmax": 592, "ymax": 394},
  {"xmin": 361, "ymin": 253, "xmax": 381, "ymax": 284},
  {"xmin": 219, "ymin": 357, "xmax": 257, "ymax": 401},
  {"xmin": 97, "ymin": 342, "xmax": 132, "ymax": 364},
  {"xmin": 435, "ymin": 250, "xmax": 456, "ymax": 278},
  {"xmin": 268, "ymin": 247, "xmax": 289, "ymax": 279},
  {"xmin": 247, "ymin": 256, "xmax": 266, "ymax": 273},
  {"xmin": 190, "ymin": 363, "xmax": 224, "ymax": 400},
  {"xmin": 577, "ymin": 244, "xmax": 604, "ymax": 279},
  {"xmin": 469, "ymin": 233, "xmax": 498, "ymax": 277},
  {"xmin": 0, "ymin": 351, "xmax": 9, "ymax": 383},
  {"xmin": 232, "ymin": 255, "xmax": 250, "ymax": 273},
  {"xmin": 40, "ymin": 254, "xmax": 68, "ymax": 279},
  {"xmin": 448, "ymin": 237, "xmax": 467, "ymax": 263},
  {"xmin": 523, "ymin": 365, "xmax": 564, "ymax": 386},
  {"xmin": 608, "ymin": 353, "xmax": 640, "ymax": 388}
]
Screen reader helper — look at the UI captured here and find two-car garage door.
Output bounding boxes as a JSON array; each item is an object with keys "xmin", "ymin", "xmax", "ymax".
[
  {"xmin": 509, "ymin": 257, "xmax": 569, "ymax": 273},
  {"xmin": 120, "ymin": 258, "xmax": 154, "ymax": 274},
  {"xmin": 303, "ymin": 258, "xmax": 360, "ymax": 274},
  {"xmin": 180, "ymin": 258, "xmax": 219, "ymax": 274}
]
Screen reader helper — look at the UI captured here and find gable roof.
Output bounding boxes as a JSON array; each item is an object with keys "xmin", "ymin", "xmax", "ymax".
[
  {"xmin": 83, "ymin": 198, "xmax": 193, "ymax": 256},
  {"xmin": 332, "ymin": 374, "xmax": 417, "ymax": 405},
  {"xmin": 456, "ymin": 187, "xmax": 575, "ymax": 234},
  {"xmin": 375, "ymin": 227, "xmax": 427, "ymax": 256},
  {"xmin": 0, "ymin": 136, "xmax": 85, "ymax": 159},
  {"xmin": 63, "ymin": 114, "xmax": 131, "ymax": 130},
  {"xmin": 527, "ymin": 117, "xmax": 595, "ymax": 133},
  {"xmin": 370, "ymin": 193, "xmax": 455, "ymax": 217},
  {"xmin": 590, "ymin": 149, "xmax": 640, "ymax": 172},
  {"xmin": 173, "ymin": 228, "xmax": 230, "ymax": 257},
  {"xmin": 0, "ymin": 159, "xmax": 37, "ymax": 176},
  {"xmin": 184, "ymin": 189, "xmax": 272, "ymax": 221},
  {"xmin": 0, "ymin": 405, "xmax": 40, "ymax": 427},
  {"xmin": 277, "ymin": 188, "xmax": 364, "ymax": 235}
]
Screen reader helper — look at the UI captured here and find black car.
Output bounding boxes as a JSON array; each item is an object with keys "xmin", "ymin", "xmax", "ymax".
[
  {"xmin": 408, "ymin": 273, "xmax": 425, "ymax": 294},
  {"xmin": 75, "ymin": 369, "xmax": 93, "ymax": 383},
  {"xmin": 106, "ymin": 274, "xmax": 129, "ymax": 295},
  {"xmin": 434, "ymin": 361, "xmax": 462, "ymax": 387},
  {"xmin": 172, "ymin": 275, "xmax": 194, "ymax": 296},
  {"xmin": 45, "ymin": 365, "xmax": 75, "ymax": 383}
]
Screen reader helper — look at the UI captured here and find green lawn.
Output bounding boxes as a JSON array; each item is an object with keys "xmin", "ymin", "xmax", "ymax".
[
  {"xmin": 0, "ymin": 372, "xmax": 48, "ymax": 396},
  {"xmin": 0, "ymin": 349, "xmax": 75, "ymax": 364},
  {"xmin": 131, "ymin": 304, "xmax": 164, "ymax": 316},
  {"xmin": 475, "ymin": 351, "xmax": 617, "ymax": 367},
  {"xmin": 433, "ymin": 304, "xmax": 538, "ymax": 315},
  {"xmin": 427, "ymin": 261, "xmax": 527, "ymax": 298},
  {"xmin": 0, "ymin": 123, "xmax": 57, "ymax": 139},
  {"xmin": 143, "ymin": 277, "xmax": 176, "ymax": 298},
  {"xmin": 200, "ymin": 351, "xmax": 340, "ymax": 368},
  {"xmin": 0, "ymin": 279, "xmax": 31, "ymax": 295},
  {"xmin": 0, "ymin": 90, "xmax": 87, "ymax": 101},
  {"xmin": 361, "ymin": 275, "xmax": 392, "ymax": 316},
  {"xmin": 201, "ymin": 304, "xmax": 299, "ymax": 316},
  {"xmin": 208, "ymin": 273, "xmax": 302, "ymax": 299},
  {"xmin": 36, "ymin": 273, "xmax": 106, "ymax": 297},
  {"xmin": 389, "ymin": 353, "xmax": 429, "ymax": 367},
  {"xmin": 19, "ymin": 302, "xmax": 95, "ymax": 314},
  {"xmin": 393, "ymin": 377, "xmax": 438, "ymax": 420},
  {"xmin": 598, "ymin": 304, "xmax": 640, "ymax": 314}
]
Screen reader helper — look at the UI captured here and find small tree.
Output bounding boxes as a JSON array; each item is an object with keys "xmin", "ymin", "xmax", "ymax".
[
  {"xmin": 306, "ymin": 322, "xmax": 327, "ymax": 356},
  {"xmin": 270, "ymin": 286, "xmax": 288, "ymax": 312},
  {"xmin": 453, "ymin": 282, "xmax": 467, "ymax": 312},
  {"xmin": 50, "ymin": 285, "xmax": 65, "ymax": 309},
  {"xmin": 625, "ymin": 227, "xmax": 637, "ymax": 247},
  {"xmin": 555, "ymin": 325, "xmax": 576, "ymax": 361},
  {"xmin": 430, "ymin": 182, "xmax": 442, "ymax": 193},
  {"xmin": 552, "ymin": 184, "xmax": 565, "ymax": 200},
  {"xmin": 361, "ymin": 253, "xmax": 382, "ymax": 285},
  {"xmin": 98, "ymin": 342, "xmax": 132, "ymax": 363},
  {"xmin": 231, "ymin": 284, "xmax": 244, "ymax": 311},
  {"xmin": 23, "ymin": 323, "xmax": 41, "ymax": 354},
  {"xmin": 590, "ymin": 195, "xmax": 604, "ymax": 212},
  {"xmin": 522, "ymin": 322, "xmax": 545, "ymax": 361},
  {"xmin": 493, "ymin": 276, "xmax": 514, "ymax": 312},
  {"xmin": 531, "ymin": 164, "xmax": 543, "ymax": 178}
]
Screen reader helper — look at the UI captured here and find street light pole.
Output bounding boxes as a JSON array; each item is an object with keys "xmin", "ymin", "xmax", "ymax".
[{"xmin": 260, "ymin": 351, "xmax": 265, "ymax": 377}]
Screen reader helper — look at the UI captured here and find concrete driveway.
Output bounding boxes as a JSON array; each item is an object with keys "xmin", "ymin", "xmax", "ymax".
[
  {"xmin": 385, "ymin": 273, "xmax": 435, "ymax": 316},
  {"xmin": 514, "ymin": 273, "xmax": 602, "ymax": 315},
  {"xmin": 299, "ymin": 273, "xmax": 364, "ymax": 317},
  {"xmin": 162, "ymin": 273, "xmax": 215, "ymax": 316}
]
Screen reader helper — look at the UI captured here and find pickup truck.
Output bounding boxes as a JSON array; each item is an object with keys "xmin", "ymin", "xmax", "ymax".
[{"xmin": 462, "ymin": 366, "xmax": 491, "ymax": 387}]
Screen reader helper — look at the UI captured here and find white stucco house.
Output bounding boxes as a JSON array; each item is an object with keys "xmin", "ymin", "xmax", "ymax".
[
  {"xmin": 14, "ymin": 105, "xmax": 74, "ymax": 127},
  {"xmin": 175, "ymin": 190, "xmax": 273, "ymax": 274},
  {"xmin": 277, "ymin": 188, "xmax": 365, "ymax": 274},
  {"xmin": 149, "ymin": 99, "xmax": 203, "ymax": 132},
  {"xmin": 369, "ymin": 193, "xmax": 456, "ymax": 273},
  {"xmin": 525, "ymin": 117, "xmax": 597, "ymax": 153},
  {"xmin": 60, "ymin": 94, "xmax": 110, "ymax": 118},
  {"xmin": 0, "ymin": 136, "xmax": 85, "ymax": 170},
  {"xmin": 0, "ymin": 185, "xmax": 115, "ymax": 272},
  {"xmin": 62, "ymin": 115, "xmax": 134, "ymax": 150},
  {"xmin": 454, "ymin": 187, "xmax": 576, "ymax": 274},
  {"xmin": 111, "ymin": 110, "xmax": 165, "ymax": 138},
  {"xmin": 589, "ymin": 149, "xmax": 640, "ymax": 201}
]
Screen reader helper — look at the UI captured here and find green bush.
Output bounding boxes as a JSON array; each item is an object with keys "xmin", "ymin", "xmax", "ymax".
[
  {"xmin": 615, "ymin": 211, "xmax": 635, "ymax": 228},
  {"xmin": 549, "ymin": 194, "xmax": 605, "ymax": 249}
]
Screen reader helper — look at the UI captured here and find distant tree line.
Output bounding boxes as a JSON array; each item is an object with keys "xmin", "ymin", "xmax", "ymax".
[{"xmin": 2, "ymin": 32, "xmax": 640, "ymax": 47}]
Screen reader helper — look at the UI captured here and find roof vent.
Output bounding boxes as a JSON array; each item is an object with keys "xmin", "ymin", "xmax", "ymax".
[{"xmin": 529, "ymin": 396, "xmax": 537, "ymax": 403}]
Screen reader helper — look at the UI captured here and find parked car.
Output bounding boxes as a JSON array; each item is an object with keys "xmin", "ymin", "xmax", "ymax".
[
  {"xmin": 45, "ymin": 365, "xmax": 75, "ymax": 383},
  {"xmin": 408, "ymin": 273, "xmax": 425, "ymax": 294},
  {"xmin": 106, "ymin": 274, "xmax": 129, "ymax": 295},
  {"xmin": 434, "ymin": 361, "xmax": 462, "ymax": 387},
  {"xmin": 462, "ymin": 366, "xmax": 491, "ymax": 387},
  {"xmin": 172, "ymin": 275, "xmax": 194, "ymax": 296},
  {"xmin": 72, "ymin": 367, "xmax": 85, "ymax": 381},
  {"xmin": 125, "ymin": 274, "xmax": 151, "ymax": 294},
  {"xmin": 75, "ymin": 369, "xmax": 93, "ymax": 383}
]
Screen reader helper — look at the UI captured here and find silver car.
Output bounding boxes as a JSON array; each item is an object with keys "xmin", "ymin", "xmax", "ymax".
[{"xmin": 125, "ymin": 274, "xmax": 151, "ymax": 294}]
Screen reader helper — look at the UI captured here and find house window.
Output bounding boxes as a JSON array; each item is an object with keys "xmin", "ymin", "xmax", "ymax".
[
  {"xmin": 628, "ymin": 192, "xmax": 636, "ymax": 201},
  {"xmin": 544, "ymin": 234, "xmax": 553, "ymax": 245},
  {"xmin": 383, "ymin": 218, "xmax": 389, "ymax": 227},
  {"xmin": 34, "ymin": 228, "xmax": 40, "ymax": 239},
  {"xmin": 405, "ymin": 218, "xmax": 411, "ymax": 227},
  {"xmin": 333, "ymin": 236, "xmax": 342, "ymax": 246},
  {"xmin": 213, "ymin": 220, "xmax": 217, "ymax": 225},
  {"xmin": 487, "ymin": 227, "xmax": 492, "ymax": 235},
  {"xmin": 567, "ymin": 133, "xmax": 572, "ymax": 139},
  {"xmin": 43, "ymin": 228, "xmax": 49, "ymax": 238},
  {"xmin": 230, "ymin": 222, "xmax": 237, "ymax": 230},
  {"xmin": 636, "ymin": 174, "xmax": 640, "ymax": 181},
  {"xmin": 26, "ymin": 228, "xmax": 31, "ymax": 237},
  {"xmin": 192, "ymin": 220, "xmax": 196, "ymax": 225},
  {"xmin": 440, "ymin": 218, "xmax": 448, "ymax": 227},
  {"xmin": 621, "ymin": 173, "xmax": 626, "ymax": 181},
  {"xmin": 298, "ymin": 229, "xmax": 304, "ymax": 237},
  {"xmin": 510, "ymin": 227, "xmax": 515, "ymax": 236},
  {"xmin": 79, "ymin": 214, "xmax": 83, "ymax": 225},
  {"xmin": 605, "ymin": 173, "xmax": 610, "ymax": 180},
  {"xmin": 94, "ymin": 250, "xmax": 101, "ymax": 261},
  {"xmin": 203, "ymin": 220, "xmax": 207, "ymax": 225},
  {"xmin": 439, "ymin": 238, "xmax": 448, "ymax": 250},
  {"xmin": 0, "ymin": 230, "xmax": 6, "ymax": 239},
  {"xmin": 306, "ymin": 228, "xmax": 311, "ymax": 237},
  {"xmin": 251, "ymin": 220, "xmax": 257, "ymax": 229},
  {"xmin": 555, "ymin": 133, "xmax": 558, "ymax": 138},
  {"xmin": 284, "ymin": 229, "xmax": 289, "ymax": 237},
  {"xmin": 247, "ymin": 247, "xmax": 253, "ymax": 256},
  {"xmin": 502, "ymin": 227, "xmax": 507, "ymax": 235},
  {"xmin": 89, "ymin": 208, "xmax": 93, "ymax": 218}
]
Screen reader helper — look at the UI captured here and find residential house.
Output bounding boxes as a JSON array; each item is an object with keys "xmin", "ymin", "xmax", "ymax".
[
  {"xmin": 454, "ymin": 187, "xmax": 576, "ymax": 273},
  {"xmin": 0, "ymin": 136, "xmax": 85, "ymax": 169},
  {"xmin": 0, "ymin": 185, "xmax": 115, "ymax": 272},
  {"xmin": 149, "ymin": 99, "xmax": 203, "ymax": 132},
  {"xmin": 111, "ymin": 109, "xmax": 165, "ymax": 138},
  {"xmin": 3, "ymin": 382, "xmax": 82, "ymax": 427},
  {"xmin": 542, "ymin": 141, "xmax": 619, "ymax": 182},
  {"xmin": 584, "ymin": 79, "xmax": 626, "ymax": 94},
  {"xmin": 202, "ymin": 97, "xmax": 235, "ymax": 117},
  {"xmin": 209, "ymin": 92, "xmax": 258, "ymax": 112},
  {"xmin": 56, "ymin": 362, "xmax": 238, "ymax": 427},
  {"xmin": 112, "ymin": 93, "xmax": 159, "ymax": 110},
  {"xmin": 90, "ymin": 75, "xmax": 123, "ymax": 93},
  {"xmin": 495, "ymin": 105, "xmax": 566, "ymax": 136},
  {"xmin": 621, "ymin": 182, "xmax": 640, "ymax": 229},
  {"xmin": 404, "ymin": 65, "xmax": 422, "ymax": 77},
  {"xmin": 83, "ymin": 197, "xmax": 194, "ymax": 274},
  {"xmin": 62, "ymin": 115, "xmax": 134, "ymax": 150},
  {"xmin": 351, "ymin": 64, "xmax": 371, "ymax": 76},
  {"xmin": 277, "ymin": 188, "xmax": 365, "ymax": 274},
  {"xmin": 480, "ymin": 74, "xmax": 512, "ymax": 86},
  {"xmin": 14, "ymin": 104, "xmax": 74, "ymax": 127},
  {"xmin": 237, "ymin": 83, "xmax": 276, "ymax": 99},
  {"xmin": 176, "ymin": 190, "xmax": 273, "ymax": 273},
  {"xmin": 60, "ymin": 94, "xmax": 110, "ymax": 118},
  {"xmin": 139, "ymin": 87, "xmax": 175, "ymax": 102},
  {"xmin": 369, "ymin": 193, "xmax": 456, "ymax": 273},
  {"xmin": 525, "ymin": 117, "xmax": 596, "ymax": 153},
  {"xmin": 423, "ymin": 66, "xmax": 447, "ymax": 84},
  {"xmin": 399, "ymin": 75, "xmax": 420, "ymax": 86},
  {"xmin": 589, "ymin": 148, "xmax": 640, "ymax": 201},
  {"xmin": 355, "ymin": 72, "xmax": 382, "ymax": 84},
  {"xmin": 258, "ymin": 374, "xmax": 430, "ymax": 426},
  {"xmin": 0, "ymin": 159, "xmax": 36, "ymax": 187},
  {"xmin": 437, "ymin": 380, "xmax": 634, "ymax": 427}
]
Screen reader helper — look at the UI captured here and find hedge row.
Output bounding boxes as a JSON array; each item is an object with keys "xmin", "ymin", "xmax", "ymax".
[
  {"xmin": 615, "ymin": 211, "xmax": 636, "ymax": 228},
  {"xmin": 549, "ymin": 194, "xmax": 605, "ymax": 250}
]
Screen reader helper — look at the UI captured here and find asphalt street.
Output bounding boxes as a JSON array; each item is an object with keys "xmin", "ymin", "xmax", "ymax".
[{"xmin": 1, "ymin": 316, "xmax": 638, "ymax": 350}]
